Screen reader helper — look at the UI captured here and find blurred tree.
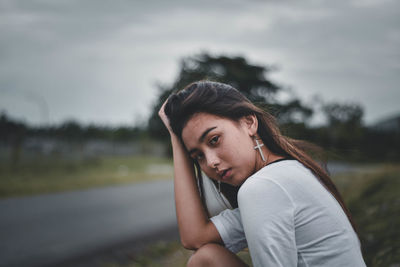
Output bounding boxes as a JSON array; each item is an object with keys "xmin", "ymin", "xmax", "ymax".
[
  {"xmin": 84, "ymin": 125, "xmax": 109, "ymax": 140},
  {"xmin": 0, "ymin": 112, "xmax": 26, "ymax": 168},
  {"xmin": 319, "ymin": 102, "xmax": 365, "ymax": 159},
  {"xmin": 363, "ymin": 114, "xmax": 400, "ymax": 161},
  {"xmin": 323, "ymin": 102, "xmax": 363, "ymax": 127},
  {"xmin": 268, "ymin": 100, "xmax": 313, "ymax": 124},
  {"xmin": 58, "ymin": 120, "xmax": 84, "ymax": 142},
  {"xmin": 112, "ymin": 126, "xmax": 141, "ymax": 141},
  {"xmin": 148, "ymin": 53, "xmax": 312, "ymax": 140}
]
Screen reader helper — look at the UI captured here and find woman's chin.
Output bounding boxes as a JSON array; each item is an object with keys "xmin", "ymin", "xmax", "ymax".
[
  {"xmin": 228, "ymin": 178, "xmax": 244, "ymax": 187},
  {"xmin": 233, "ymin": 176, "xmax": 249, "ymax": 187}
]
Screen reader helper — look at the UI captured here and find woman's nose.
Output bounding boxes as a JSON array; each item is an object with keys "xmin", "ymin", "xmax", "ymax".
[{"xmin": 206, "ymin": 152, "xmax": 220, "ymax": 168}]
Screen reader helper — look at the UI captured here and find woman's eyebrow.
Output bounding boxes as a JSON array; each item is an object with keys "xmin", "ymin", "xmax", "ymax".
[
  {"xmin": 187, "ymin": 126, "xmax": 217, "ymax": 155},
  {"xmin": 199, "ymin": 126, "xmax": 217, "ymax": 143}
]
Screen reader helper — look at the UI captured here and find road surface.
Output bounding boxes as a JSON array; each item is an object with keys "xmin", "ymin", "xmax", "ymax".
[
  {"xmin": 0, "ymin": 162, "xmax": 356, "ymax": 267},
  {"xmin": 0, "ymin": 180, "xmax": 177, "ymax": 267}
]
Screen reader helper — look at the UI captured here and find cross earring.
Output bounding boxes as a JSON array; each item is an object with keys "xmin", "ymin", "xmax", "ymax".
[{"xmin": 254, "ymin": 138, "xmax": 267, "ymax": 162}]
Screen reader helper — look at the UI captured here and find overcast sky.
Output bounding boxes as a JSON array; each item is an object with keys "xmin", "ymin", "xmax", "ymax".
[{"xmin": 1, "ymin": 0, "xmax": 399, "ymax": 126}]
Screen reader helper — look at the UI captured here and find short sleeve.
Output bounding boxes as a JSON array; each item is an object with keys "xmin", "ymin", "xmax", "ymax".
[
  {"xmin": 238, "ymin": 177, "xmax": 297, "ymax": 267},
  {"xmin": 210, "ymin": 208, "xmax": 248, "ymax": 253}
]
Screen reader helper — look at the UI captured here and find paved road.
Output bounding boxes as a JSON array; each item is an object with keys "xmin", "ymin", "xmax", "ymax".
[
  {"xmin": 0, "ymin": 180, "xmax": 177, "ymax": 267},
  {"xmin": 0, "ymin": 162, "xmax": 356, "ymax": 267}
]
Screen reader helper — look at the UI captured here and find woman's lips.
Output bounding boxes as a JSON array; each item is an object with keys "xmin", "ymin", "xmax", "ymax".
[{"xmin": 221, "ymin": 168, "xmax": 232, "ymax": 180}]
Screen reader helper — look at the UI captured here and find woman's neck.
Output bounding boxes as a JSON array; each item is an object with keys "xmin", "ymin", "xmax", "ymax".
[{"xmin": 255, "ymin": 145, "xmax": 285, "ymax": 172}]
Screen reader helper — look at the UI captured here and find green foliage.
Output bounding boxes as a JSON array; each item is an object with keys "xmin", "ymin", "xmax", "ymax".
[
  {"xmin": 309, "ymin": 103, "xmax": 400, "ymax": 161},
  {"xmin": 0, "ymin": 112, "xmax": 27, "ymax": 141},
  {"xmin": 0, "ymin": 112, "xmax": 146, "ymax": 142},
  {"xmin": 147, "ymin": 53, "xmax": 312, "ymax": 140},
  {"xmin": 349, "ymin": 169, "xmax": 400, "ymax": 266},
  {"xmin": 333, "ymin": 165, "xmax": 400, "ymax": 266},
  {"xmin": 269, "ymin": 99, "xmax": 313, "ymax": 124},
  {"xmin": 317, "ymin": 102, "xmax": 365, "ymax": 155},
  {"xmin": 323, "ymin": 102, "xmax": 364, "ymax": 127},
  {"xmin": 100, "ymin": 240, "xmax": 253, "ymax": 267},
  {"xmin": 115, "ymin": 241, "xmax": 189, "ymax": 267}
]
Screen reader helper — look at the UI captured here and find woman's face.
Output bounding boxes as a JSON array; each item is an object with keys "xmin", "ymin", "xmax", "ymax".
[{"xmin": 181, "ymin": 112, "xmax": 259, "ymax": 186}]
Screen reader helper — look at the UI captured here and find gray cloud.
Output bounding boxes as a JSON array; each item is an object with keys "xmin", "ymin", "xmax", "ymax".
[{"xmin": 0, "ymin": 0, "xmax": 399, "ymax": 125}]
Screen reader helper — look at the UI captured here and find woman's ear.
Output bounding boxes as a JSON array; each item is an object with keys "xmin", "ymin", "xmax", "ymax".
[{"xmin": 240, "ymin": 115, "xmax": 258, "ymax": 136}]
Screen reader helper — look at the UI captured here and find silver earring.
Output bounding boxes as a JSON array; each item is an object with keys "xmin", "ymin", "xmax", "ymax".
[
  {"xmin": 254, "ymin": 138, "xmax": 267, "ymax": 162},
  {"xmin": 218, "ymin": 180, "xmax": 221, "ymax": 193}
]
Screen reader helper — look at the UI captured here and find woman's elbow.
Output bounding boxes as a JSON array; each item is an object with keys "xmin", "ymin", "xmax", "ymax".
[
  {"xmin": 179, "ymin": 222, "xmax": 216, "ymax": 250},
  {"xmin": 180, "ymin": 236, "xmax": 204, "ymax": 250},
  {"xmin": 181, "ymin": 240, "xmax": 196, "ymax": 250}
]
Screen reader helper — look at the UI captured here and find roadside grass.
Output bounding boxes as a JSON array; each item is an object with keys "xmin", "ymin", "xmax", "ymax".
[
  {"xmin": 101, "ymin": 241, "xmax": 192, "ymax": 267},
  {"xmin": 100, "ymin": 241, "xmax": 252, "ymax": 267},
  {"xmin": 332, "ymin": 163, "xmax": 400, "ymax": 266},
  {"xmin": 102, "ymin": 163, "xmax": 400, "ymax": 267},
  {"xmin": 0, "ymin": 155, "xmax": 173, "ymax": 198},
  {"xmin": 3, "ymin": 158, "xmax": 397, "ymax": 266}
]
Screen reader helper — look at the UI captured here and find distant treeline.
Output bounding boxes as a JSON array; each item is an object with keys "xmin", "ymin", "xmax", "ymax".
[
  {"xmin": 0, "ymin": 113, "xmax": 146, "ymax": 142},
  {"xmin": 1, "ymin": 53, "xmax": 399, "ymax": 162},
  {"xmin": 145, "ymin": 53, "xmax": 400, "ymax": 162},
  {"xmin": 1, "ymin": 108, "xmax": 399, "ymax": 162},
  {"xmin": 278, "ymin": 115, "xmax": 400, "ymax": 162}
]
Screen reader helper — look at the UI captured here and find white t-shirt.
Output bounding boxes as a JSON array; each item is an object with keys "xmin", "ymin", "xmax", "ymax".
[{"xmin": 210, "ymin": 160, "xmax": 366, "ymax": 267}]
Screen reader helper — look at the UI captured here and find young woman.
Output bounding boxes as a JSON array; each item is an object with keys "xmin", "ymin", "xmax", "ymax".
[{"xmin": 158, "ymin": 81, "xmax": 365, "ymax": 267}]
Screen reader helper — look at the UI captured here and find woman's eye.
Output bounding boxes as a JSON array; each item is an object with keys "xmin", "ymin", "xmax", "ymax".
[
  {"xmin": 209, "ymin": 136, "xmax": 220, "ymax": 145},
  {"xmin": 194, "ymin": 154, "xmax": 204, "ymax": 161}
]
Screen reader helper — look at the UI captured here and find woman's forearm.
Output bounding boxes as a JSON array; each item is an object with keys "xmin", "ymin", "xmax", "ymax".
[{"xmin": 170, "ymin": 134, "xmax": 221, "ymax": 249}]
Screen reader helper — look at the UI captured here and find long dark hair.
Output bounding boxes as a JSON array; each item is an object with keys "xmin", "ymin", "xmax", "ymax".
[{"xmin": 164, "ymin": 80, "xmax": 358, "ymax": 234}]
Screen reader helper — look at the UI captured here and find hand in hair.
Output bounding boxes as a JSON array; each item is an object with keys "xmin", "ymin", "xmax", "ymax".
[
  {"xmin": 157, "ymin": 94, "xmax": 226, "ymax": 251},
  {"xmin": 158, "ymin": 99, "xmax": 173, "ymax": 133}
]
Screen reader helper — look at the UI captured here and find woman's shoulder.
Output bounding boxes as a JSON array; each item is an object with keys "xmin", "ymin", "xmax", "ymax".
[
  {"xmin": 237, "ymin": 160, "xmax": 297, "ymax": 197},
  {"xmin": 236, "ymin": 160, "xmax": 298, "ymax": 214},
  {"xmin": 238, "ymin": 159, "xmax": 322, "ymax": 199},
  {"xmin": 249, "ymin": 159, "xmax": 313, "ymax": 183}
]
